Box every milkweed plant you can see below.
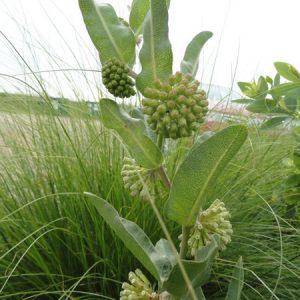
[79,0,247,299]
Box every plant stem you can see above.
[157,134,164,150]
[179,226,191,259]
[158,166,171,190]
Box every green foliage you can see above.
[136,0,173,93]
[85,193,172,281]
[162,235,220,297]
[100,98,163,169]
[165,125,248,226]
[180,31,213,78]
[225,257,244,300]
[78,0,136,65]
[274,62,300,82]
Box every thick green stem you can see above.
[179,226,191,259]
[158,166,171,190]
[157,134,164,150]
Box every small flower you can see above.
[142,72,208,139]
[121,157,161,201]
[120,269,159,300]
[182,199,233,258]
[102,58,136,98]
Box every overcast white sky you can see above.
[0,0,299,101]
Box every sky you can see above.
[0,0,299,101]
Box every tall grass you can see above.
[0,103,299,299]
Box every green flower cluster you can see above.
[120,269,158,300]
[102,58,136,98]
[183,200,232,258]
[121,157,159,201]
[142,72,208,139]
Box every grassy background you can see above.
[0,95,299,299]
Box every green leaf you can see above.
[78,0,135,65]
[136,0,173,93]
[180,31,213,78]
[269,82,300,97]
[237,82,253,95]
[155,239,177,269]
[165,125,248,226]
[84,193,173,281]
[292,126,300,142]
[231,98,254,104]
[100,99,163,169]
[274,62,300,82]
[283,88,300,112]
[293,146,300,170]
[255,76,268,100]
[246,99,277,113]
[260,117,288,130]
[162,235,220,297]
[129,0,171,37]
[225,257,244,300]
[183,287,206,300]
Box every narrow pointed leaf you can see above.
[225,257,244,300]
[165,125,247,226]
[85,193,173,281]
[162,235,220,297]
[269,82,300,97]
[232,98,254,104]
[100,99,163,169]
[180,31,213,77]
[136,0,173,93]
[79,0,135,65]
[274,62,300,82]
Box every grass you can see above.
[0,97,299,299]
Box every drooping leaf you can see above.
[260,117,288,130]
[79,0,135,66]
[225,257,244,300]
[274,62,300,82]
[162,235,220,297]
[180,31,213,78]
[100,99,163,169]
[154,239,177,269]
[165,125,248,226]
[246,99,277,113]
[84,193,173,281]
[136,0,173,93]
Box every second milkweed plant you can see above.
[79,0,247,299]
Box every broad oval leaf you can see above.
[225,257,244,300]
[246,99,277,113]
[180,31,213,78]
[79,0,136,66]
[100,99,163,169]
[162,235,220,297]
[274,62,300,82]
[136,0,173,93]
[84,193,173,281]
[165,125,247,226]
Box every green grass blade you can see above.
[225,257,244,300]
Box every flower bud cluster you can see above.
[183,200,232,258]
[102,58,136,98]
[142,72,208,139]
[121,157,159,201]
[120,269,158,300]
